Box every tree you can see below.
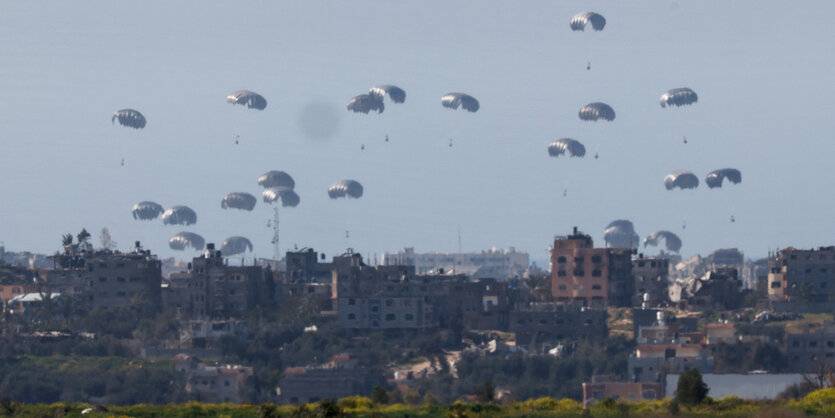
[371,385,388,405]
[475,380,495,403]
[61,233,73,246]
[77,228,91,244]
[675,369,709,406]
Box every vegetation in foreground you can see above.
[5,387,835,417]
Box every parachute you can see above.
[570,12,606,31]
[441,93,480,112]
[604,220,639,249]
[578,102,615,121]
[221,236,253,256]
[169,232,205,251]
[162,206,197,226]
[644,230,682,253]
[222,192,257,211]
[263,187,300,207]
[548,138,586,158]
[132,201,164,220]
[705,168,742,189]
[346,94,384,114]
[369,85,406,104]
[660,88,698,108]
[328,180,364,199]
[664,170,699,190]
[227,90,267,110]
[112,109,146,129]
[257,171,295,190]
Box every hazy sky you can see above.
[0,1,833,265]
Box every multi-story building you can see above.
[381,246,529,279]
[276,354,377,404]
[668,268,743,311]
[582,375,663,406]
[335,251,517,331]
[164,244,271,319]
[509,303,607,345]
[550,227,633,307]
[174,354,253,403]
[284,248,334,283]
[767,247,835,302]
[628,312,713,383]
[45,241,161,314]
[0,264,40,307]
[632,255,670,307]
[786,326,835,372]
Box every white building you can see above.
[381,247,529,280]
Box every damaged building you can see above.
[668,268,744,311]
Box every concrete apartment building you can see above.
[335,251,518,331]
[284,248,334,283]
[277,354,377,405]
[509,303,607,345]
[174,354,253,403]
[767,247,835,302]
[583,375,663,406]
[45,241,161,314]
[628,312,714,383]
[551,228,633,308]
[786,326,835,372]
[381,246,529,279]
[165,244,270,319]
[632,255,670,307]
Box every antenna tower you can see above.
[271,207,280,261]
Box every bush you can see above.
[675,369,709,406]
[337,396,373,411]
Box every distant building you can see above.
[284,248,334,283]
[509,303,607,345]
[174,354,253,404]
[628,312,714,382]
[583,375,663,406]
[550,227,633,307]
[45,241,161,315]
[632,255,670,307]
[668,267,744,311]
[180,319,247,347]
[786,326,835,372]
[276,354,378,404]
[767,247,835,302]
[381,246,529,280]
[6,292,63,314]
[335,251,517,331]
[164,243,271,319]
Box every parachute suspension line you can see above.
[271,207,280,262]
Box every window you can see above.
[557,271,567,277]
[116,262,125,268]
[117,277,125,283]
[771,281,782,288]
[385,314,396,321]
[810,341,818,347]
[347,313,356,320]
[592,270,602,277]
[385,299,393,307]
[371,305,379,313]
[405,314,414,321]
[558,284,567,290]
[592,284,602,290]
[573,257,584,263]
[348,298,356,306]
[637,261,645,267]
[557,256,567,263]
[573,270,585,276]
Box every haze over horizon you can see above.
[1,1,832,263]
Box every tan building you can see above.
[551,228,633,307]
[583,377,663,406]
[174,354,253,403]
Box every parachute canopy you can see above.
[369,85,406,104]
[570,11,606,31]
[660,88,698,108]
[664,170,699,190]
[604,220,639,249]
[169,232,205,251]
[162,206,197,226]
[347,94,384,114]
[263,187,300,207]
[705,168,742,189]
[441,93,479,112]
[222,236,253,256]
[222,192,257,211]
[644,230,682,253]
[258,171,295,189]
[328,180,364,199]
[579,102,615,121]
[548,138,586,158]
[227,90,267,110]
[112,109,146,129]
[132,201,164,220]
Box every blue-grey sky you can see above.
[1,1,832,264]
